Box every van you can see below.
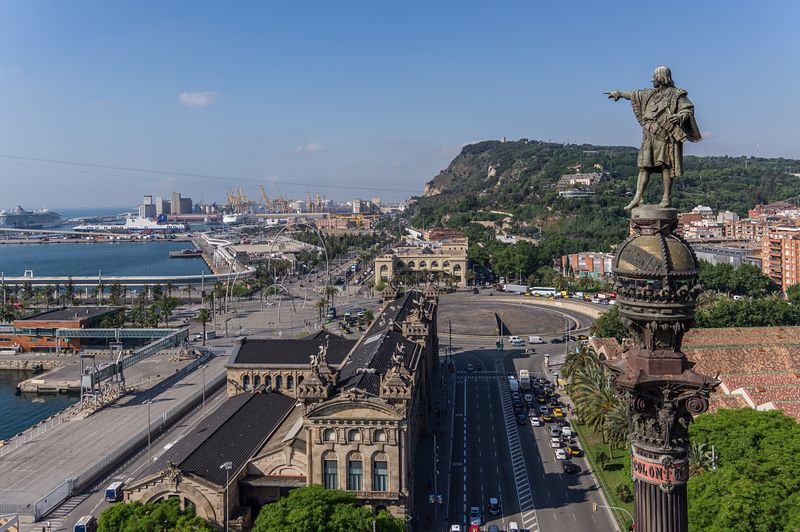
[74,515,97,532]
[105,481,124,502]
[528,336,545,344]
[508,522,519,531]
[508,335,522,343]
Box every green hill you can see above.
[408,139,800,280]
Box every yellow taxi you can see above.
[553,407,565,418]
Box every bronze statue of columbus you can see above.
[607,66,702,210]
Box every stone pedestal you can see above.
[605,205,719,532]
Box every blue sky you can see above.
[1,1,798,208]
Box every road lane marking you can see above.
[495,362,539,532]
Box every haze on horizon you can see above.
[1,0,798,209]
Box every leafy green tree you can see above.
[589,305,629,342]
[687,409,800,532]
[98,498,214,532]
[252,485,404,532]
[787,283,800,304]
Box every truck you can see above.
[503,284,528,294]
[508,377,520,393]
[518,369,531,390]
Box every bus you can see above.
[74,515,97,532]
[105,481,124,502]
[529,287,556,297]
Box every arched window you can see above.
[431,260,439,268]
[380,264,388,273]
[419,260,427,268]
[264,375,271,388]
[453,264,462,273]
[298,375,304,385]
[253,375,261,388]
[407,260,416,268]
[322,452,338,489]
[242,375,250,391]
[323,428,336,442]
[287,375,294,390]
[347,453,363,491]
[373,429,387,443]
[275,375,282,390]
[348,429,362,442]
[373,453,389,491]
[443,261,450,268]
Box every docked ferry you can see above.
[74,214,188,233]
[0,206,64,229]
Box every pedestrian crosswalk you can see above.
[496,362,539,532]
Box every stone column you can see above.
[605,206,719,532]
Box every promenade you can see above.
[0,350,228,520]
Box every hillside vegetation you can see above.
[410,139,800,259]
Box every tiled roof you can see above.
[590,326,800,421]
[708,393,750,412]
[588,337,623,360]
[229,333,356,366]
[142,391,296,487]
[335,291,427,395]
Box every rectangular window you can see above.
[323,460,338,490]
[373,461,388,491]
[347,460,362,491]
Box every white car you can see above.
[508,335,522,343]
[550,437,561,448]
[562,426,573,437]
[450,526,462,532]
[555,449,567,460]
[531,417,543,427]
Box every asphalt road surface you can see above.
[431,292,618,532]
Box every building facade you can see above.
[762,227,800,291]
[124,290,438,529]
[561,252,614,278]
[0,307,119,353]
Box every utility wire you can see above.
[0,153,421,194]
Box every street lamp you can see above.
[144,399,152,463]
[220,461,233,532]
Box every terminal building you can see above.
[0,306,119,353]
[123,289,439,529]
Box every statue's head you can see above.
[651,66,674,88]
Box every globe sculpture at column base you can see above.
[605,205,719,532]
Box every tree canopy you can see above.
[699,261,777,297]
[687,409,800,532]
[589,305,630,342]
[98,498,214,532]
[252,485,405,532]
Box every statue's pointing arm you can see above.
[606,90,633,102]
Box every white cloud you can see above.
[701,130,716,139]
[178,91,218,108]
[294,142,326,154]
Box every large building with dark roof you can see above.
[123,288,439,529]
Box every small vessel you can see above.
[169,248,203,258]
[0,206,64,229]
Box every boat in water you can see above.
[0,206,64,229]
[74,214,188,233]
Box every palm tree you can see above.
[164,282,176,298]
[688,441,714,477]
[561,344,599,380]
[195,308,211,346]
[316,297,328,321]
[324,285,338,309]
[603,395,629,457]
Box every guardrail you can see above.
[19,349,223,520]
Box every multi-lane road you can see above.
[424,293,618,532]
